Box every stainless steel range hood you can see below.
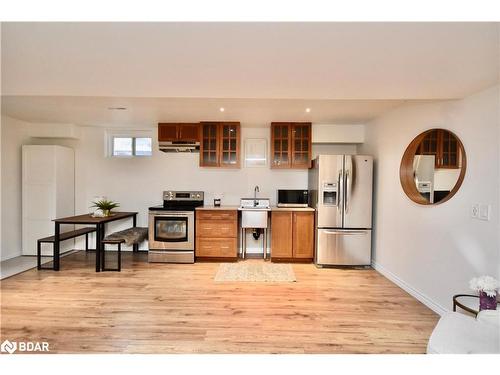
[159,141,200,153]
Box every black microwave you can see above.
[277,189,309,208]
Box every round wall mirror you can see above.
[400,129,466,205]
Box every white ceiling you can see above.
[1,22,498,127]
[2,22,498,99]
[1,96,407,127]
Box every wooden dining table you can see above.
[52,212,138,272]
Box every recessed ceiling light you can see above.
[108,107,127,111]
[219,107,225,112]
[305,108,311,113]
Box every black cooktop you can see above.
[149,201,204,211]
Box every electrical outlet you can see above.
[479,204,490,221]
[471,204,479,218]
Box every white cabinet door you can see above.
[22,145,75,256]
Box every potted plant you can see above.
[91,199,120,217]
[469,275,499,311]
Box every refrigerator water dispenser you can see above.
[322,182,338,206]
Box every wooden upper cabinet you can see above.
[440,130,460,168]
[271,122,311,169]
[291,123,312,168]
[220,123,240,167]
[416,129,460,169]
[178,124,200,142]
[271,123,290,169]
[158,123,200,142]
[200,123,219,167]
[158,123,179,141]
[200,122,240,168]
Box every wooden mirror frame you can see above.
[399,129,467,205]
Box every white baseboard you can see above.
[372,260,447,316]
[1,252,21,262]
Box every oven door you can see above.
[148,211,194,251]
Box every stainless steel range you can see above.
[148,191,204,263]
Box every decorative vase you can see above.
[103,209,111,217]
[479,291,497,311]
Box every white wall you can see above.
[312,124,364,143]
[0,115,2,259]
[360,86,500,314]
[0,24,3,260]
[0,118,358,258]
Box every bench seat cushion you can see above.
[104,227,148,246]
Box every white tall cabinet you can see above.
[22,145,75,256]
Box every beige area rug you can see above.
[214,262,296,282]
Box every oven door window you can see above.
[154,217,188,242]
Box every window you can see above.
[112,137,133,156]
[134,137,152,156]
[110,135,153,157]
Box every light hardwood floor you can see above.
[0,251,438,354]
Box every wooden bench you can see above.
[37,227,96,270]
[101,227,148,271]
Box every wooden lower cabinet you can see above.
[196,220,237,238]
[270,212,293,258]
[195,210,238,260]
[196,238,237,258]
[293,212,315,259]
[271,211,314,261]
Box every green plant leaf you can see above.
[90,199,120,211]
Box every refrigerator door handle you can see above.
[345,169,350,213]
[337,169,343,208]
[345,155,352,214]
[323,230,367,235]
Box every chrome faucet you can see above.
[254,185,260,207]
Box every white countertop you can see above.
[195,206,315,212]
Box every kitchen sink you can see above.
[239,198,270,228]
[239,198,270,209]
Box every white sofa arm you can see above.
[477,309,500,327]
[427,312,500,353]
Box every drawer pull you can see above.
[221,246,229,249]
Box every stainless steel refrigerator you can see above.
[308,155,373,266]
